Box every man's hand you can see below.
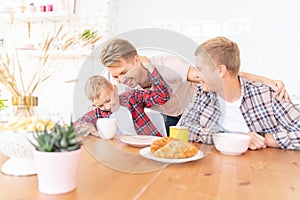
[139,56,155,73]
[238,72,290,102]
[187,66,202,83]
[264,79,290,101]
[246,132,267,150]
[264,133,279,148]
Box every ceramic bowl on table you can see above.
[212,133,251,155]
[0,131,36,176]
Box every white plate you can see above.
[139,147,204,164]
[120,135,161,147]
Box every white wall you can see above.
[117,0,300,98]
[0,0,119,118]
[2,0,300,118]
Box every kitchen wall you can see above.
[1,0,300,120]
[117,0,300,99]
[0,0,118,119]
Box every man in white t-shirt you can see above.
[178,36,300,150]
[100,39,289,135]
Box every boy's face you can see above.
[108,56,140,88]
[93,86,119,112]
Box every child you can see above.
[74,65,170,137]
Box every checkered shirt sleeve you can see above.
[74,107,112,130]
[119,68,170,136]
[241,79,300,150]
[177,84,220,144]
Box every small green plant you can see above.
[79,29,98,41]
[0,98,8,111]
[30,122,81,152]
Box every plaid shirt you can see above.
[74,68,170,136]
[178,77,300,150]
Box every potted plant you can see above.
[29,121,82,195]
[79,29,102,49]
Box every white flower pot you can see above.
[33,148,82,194]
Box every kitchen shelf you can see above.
[0,11,77,23]
[17,49,96,58]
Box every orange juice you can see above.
[169,126,189,142]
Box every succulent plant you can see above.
[29,121,81,152]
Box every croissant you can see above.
[150,137,198,159]
[150,137,174,152]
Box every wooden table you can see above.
[1,136,299,200]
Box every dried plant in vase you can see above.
[0,13,76,119]
[0,14,79,177]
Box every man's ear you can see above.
[217,65,227,77]
[133,55,141,66]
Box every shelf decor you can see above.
[0,13,75,176]
[0,15,74,101]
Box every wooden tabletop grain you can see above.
[1,135,299,200]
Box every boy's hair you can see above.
[100,38,137,67]
[194,36,240,75]
[85,75,113,102]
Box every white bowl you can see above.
[0,131,36,176]
[212,133,251,155]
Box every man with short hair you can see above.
[178,36,300,150]
[100,38,289,135]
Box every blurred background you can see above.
[0,0,299,118]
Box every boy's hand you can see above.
[111,85,120,112]
[76,124,98,137]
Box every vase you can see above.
[0,96,49,176]
[0,96,38,176]
[11,96,38,118]
[8,96,50,126]
[33,148,82,194]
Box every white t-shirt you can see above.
[217,95,250,133]
[110,106,167,137]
